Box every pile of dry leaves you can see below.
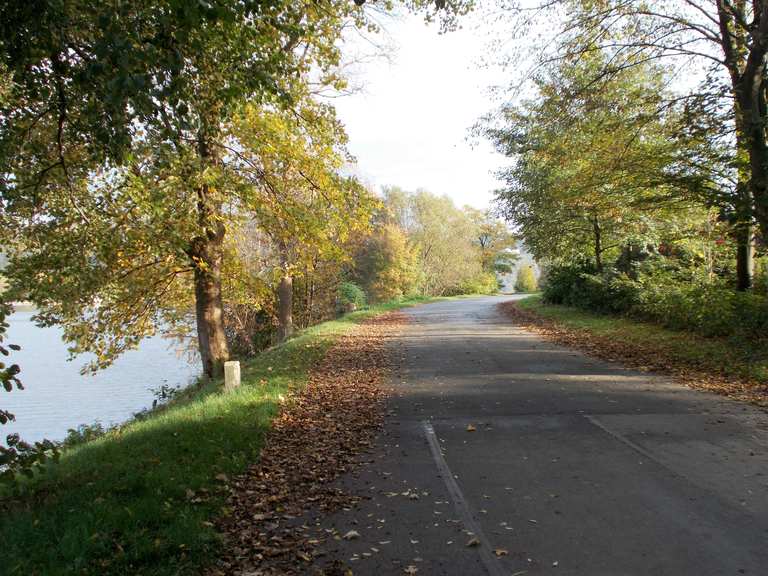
[209,312,406,576]
[498,300,768,408]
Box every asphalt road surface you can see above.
[322,295,768,575]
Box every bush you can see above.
[541,261,595,305]
[62,421,109,448]
[338,281,367,312]
[457,272,499,295]
[755,258,768,296]
[224,304,275,358]
[542,262,768,344]
[514,265,538,293]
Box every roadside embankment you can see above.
[500,295,768,408]
[0,300,416,576]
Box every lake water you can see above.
[2,308,200,443]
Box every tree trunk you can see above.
[734,220,755,291]
[717,1,768,240]
[738,88,768,243]
[592,216,603,272]
[277,274,293,343]
[193,250,229,378]
[190,127,230,378]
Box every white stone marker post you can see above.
[224,360,241,392]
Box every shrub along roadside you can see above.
[542,262,768,344]
[504,296,768,404]
[0,297,436,576]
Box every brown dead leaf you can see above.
[496,301,768,407]
[208,312,407,576]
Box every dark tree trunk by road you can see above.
[734,224,755,291]
[592,215,603,272]
[717,0,768,243]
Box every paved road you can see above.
[323,296,768,575]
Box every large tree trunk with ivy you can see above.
[192,245,229,378]
[734,224,755,291]
[733,180,754,291]
[592,215,603,272]
[731,110,755,291]
[737,68,768,242]
[733,81,764,284]
[717,1,768,247]
[189,131,230,378]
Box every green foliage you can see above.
[351,186,510,302]
[0,300,21,423]
[518,295,768,384]
[542,262,768,345]
[0,0,379,378]
[457,272,499,295]
[0,1,366,166]
[754,258,768,296]
[353,223,420,303]
[338,282,367,311]
[514,265,538,293]
[62,422,110,449]
[0,433,60,493]
[482,44,720,270]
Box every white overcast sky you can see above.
[334,11,508,210]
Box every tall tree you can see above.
[0,1,370,376]
[482,51,715,269]
[228,95,375,342]
[504,0,768,286]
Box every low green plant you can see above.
[337,281,367,312]
[541,261,768,345]
[61,422,110,448]
[754,258,768,296]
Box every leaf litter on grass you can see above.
[209,312,406,576]
[498,301,768,407]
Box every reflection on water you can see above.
[2,308,200,443]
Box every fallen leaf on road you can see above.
[466,537,481,547]
[343,530,360,540]
[404,566,419,574]
[466,424,476,432]
[494,549,509,557]
[212,313,407,575]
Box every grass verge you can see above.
[0,297,435,576]
[506,295,768,405]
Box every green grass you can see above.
[0,296,442,576]
[517,295,768,383]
